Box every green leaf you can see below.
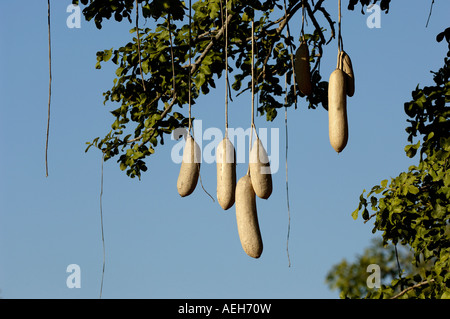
[408,185,420,195]
[351,207,359,220]
[115,66,124,77]
[103,49,113,62]
[425,131,435,142]
[111,119,120,130]
[362,208,369,220]
[441,291,450,299]
[405,140,421,158]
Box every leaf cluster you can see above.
[352,32,450,298]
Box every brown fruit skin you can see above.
[328,69,348,153]
[249,139,272,199]
[177,135,201,197]
[294,41,312,96]
[340,51,355,97]
[235,175,263,259]
[216,137,236,210]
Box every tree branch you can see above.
[364,212,377,224]
[126,92,178,144]
[188,12,235,75]
[390,279,435,299]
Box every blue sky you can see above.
[0,1,449,299]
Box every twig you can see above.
[168,14,176,94]
[390,279,435,299]
[425,0,435,28]
[315,6,335,45]
[363,212,377,224]
[135,0,146,91]
[256,2,302,84]
[198,167,215,203]
[45,0,52,177]
[304,1,327,46]
[187,12,235,75]
[394,244,403,290]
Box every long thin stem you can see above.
[337,0,343,51]
[99,152,106,298]
[188,0,193,134]
[251,21,255,130]
[301,0,305,39]
[224,0,229,135]
[168,14,176,94]
[425,0,435,28]
[247,20,256,176]
[283,0,293,268]
[285,92,291,268]
[283,0,297,108]
[136,0,146,91]
[45,0,52,177]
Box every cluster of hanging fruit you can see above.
[294,38,355,154]
[175,15,274,260]
[175,1,355,259]
[176,132,272,259]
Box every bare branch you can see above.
[390,279,435,299]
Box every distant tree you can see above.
[326,239,414,299]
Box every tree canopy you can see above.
[74,0,390,178]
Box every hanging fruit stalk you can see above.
[235,174,263,258]
[249,138,272,199]
[328,62,348,153]
[177,135,201,197]
[293,41,312,96]
[216,0,236,210]
[216,137,236,210]
[339,50,355,97]
[328,0,352,153]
